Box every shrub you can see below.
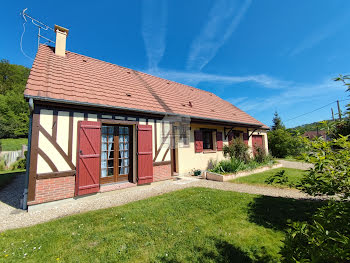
[0,159,5,171]
[254,145,268,163]
[281,135,350,262]
[223,137,250,162]
[281,201,350,263]
[210,158,246,174]
[265,170,290,186]
[268,129,306,158]
[10,158,26,170]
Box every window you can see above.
[179,124,190,146]
[203,130,213,150]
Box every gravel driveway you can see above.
[1,165,321,232]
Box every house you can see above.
[22,25,269,208]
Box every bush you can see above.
[210,158,246,174]
[0,159,5,171]
[268,129,306,158]
[223,137,250,162]
[281,201,350,263]
[281,135,350,262]
[10,158,26,170]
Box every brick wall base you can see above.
[28,176,75,206]
[153,164,172,182]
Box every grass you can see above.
[0,188,323,262]
[0,138,28,151]
[0,169,25,189]
[231,168,307,188]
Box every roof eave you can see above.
[24,95,267,129]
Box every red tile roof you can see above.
[25,45,268,128]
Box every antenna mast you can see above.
[21,8,55,50]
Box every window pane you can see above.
[102,143,107,151]
[101,152,107,160]
[108,135,114,143]
[102,134,107,143]
[119,143,124,150]
[124,143,129,150]
[124,159,129,166]
[125,135,129,143]
[108,159,114,167]
[101,160,107,169]
[120,151,124,158]
[119,167,125,175]
[102,126,107,134]
[101,169,107,178]
[124,151,129,158]
[124,167,129,174]
[108,127,114,133]
[124,127,129,134]
[119,136,123,143]
[108,168,114,176]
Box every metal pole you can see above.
[337,100,342,120]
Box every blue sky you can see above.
[1,0,349,128]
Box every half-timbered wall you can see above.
[28,106,173,205]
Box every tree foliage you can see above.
[271,111,285,131]
[0,59,30,138]
[281,135,350,262]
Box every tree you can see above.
[0,59,30,138]
[271,111,285,131]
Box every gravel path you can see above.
[0,171,321,232]
[278,159,313,170]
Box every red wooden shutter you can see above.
[252,135,264,156]
[243,133,249,145]
[76,121,101,196]
[194,130,203,153]
[137,125,153,185]
[216,131,223,151]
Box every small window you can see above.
[203,130,213,150]
[179,125,190,146]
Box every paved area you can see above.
[278,159,313,170]
[0,167,321,232]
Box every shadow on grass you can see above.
[158,238,274,263]
[248,195,325,232]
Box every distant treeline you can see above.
[0,59,30,139]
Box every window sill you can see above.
[203,150,216,154]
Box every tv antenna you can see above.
[20,8,55,60]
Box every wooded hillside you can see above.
[0,59,30,139]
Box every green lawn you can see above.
[0,138,28,151]
[0,169,25,189]
[231,168,307,188]
[0,188,322,262]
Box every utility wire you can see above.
[284,99,350,123]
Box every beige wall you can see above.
[176,124,269,175]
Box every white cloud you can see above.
[187,0,252,71]
[234,79,345,113]
[147,68,289,89]
[142,0,167,70]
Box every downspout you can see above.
[21,98,34,210]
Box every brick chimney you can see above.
[54,25,69,57]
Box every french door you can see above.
[100,125,132,184]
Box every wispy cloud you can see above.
[290,12,348,56]
[233,79,344,114]
[147,68,290,89]
[187,0,252,71]
[142,0,167,71]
